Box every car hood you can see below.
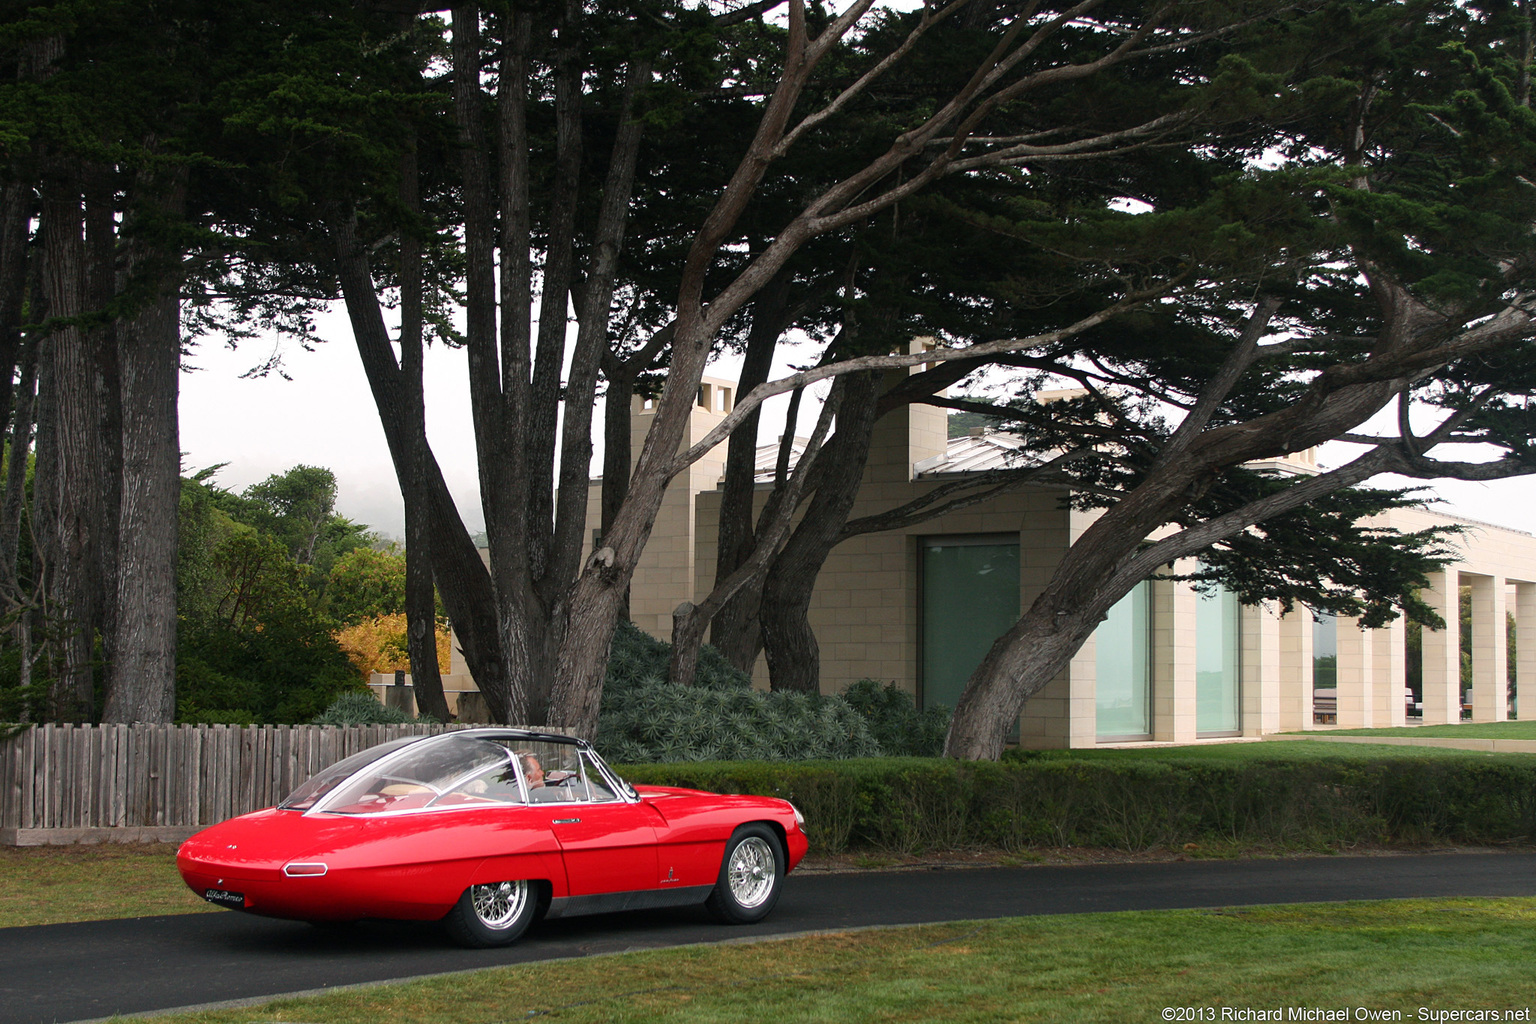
[633,784,792,818]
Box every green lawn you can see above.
[130,898,1536,1024]
[0,843,214,927]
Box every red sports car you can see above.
[177,728,807,947]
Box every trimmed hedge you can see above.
[618,755,1536,856]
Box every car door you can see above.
[523,751,664,896]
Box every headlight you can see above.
[789,803,805,830]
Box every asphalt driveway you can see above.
[4,851,1534,1024]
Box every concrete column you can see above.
[1242,601,1280,736]
[1468,575,1509,722]
[1066,640,1097,748]
[1372,618,1407,728]
[1420,570,1461,725]
[1335,616,1374,728]
[1277,607,1314,731]
[1517,583,1536,722]
[1152,573,1197,742]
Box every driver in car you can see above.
[518,753,545,789]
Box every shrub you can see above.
[597,674,881,763]
[605,619,751,694]
[313,690,419,725]
[839,679,950,756]
[616,753,1536,856]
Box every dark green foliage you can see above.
[1177,477,1461,629]
[598,679,881,764]
[840,679,950,757]
[598,622,879,761]
[212,465,373,586]
[323,546,409,624]
[0,644,46,723]
[605,619,752,693]
[313,690,418,726]
[619,753,1536,856]
[177,617,362,725]
[175,467,363,725]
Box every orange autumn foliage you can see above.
[334,613,451,679]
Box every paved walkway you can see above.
[1265,733,1536,754]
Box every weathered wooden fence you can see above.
[0,723,464,845]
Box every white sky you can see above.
[177,311,827,541]
[178,310,1536,544]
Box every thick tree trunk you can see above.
[105,252,180,723]
[453,5,557,725]
[709,272,791,673]
[943,603,1102,760]
[759,370,880,693]
[600,372,634,623]
[525,0,584,585]
[40,175,102,722]
[548,316,718,737]
[397,142,452,725]
[404,525,451,722]
[30,339,56,702]
[86,171,121,686]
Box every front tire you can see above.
[443,879,537,948]
[705,824,784,924]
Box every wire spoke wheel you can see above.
[446,878,538,946]
[707,825,784,924]
[470,880,530,929]
[726,836,776,908]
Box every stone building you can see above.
[390,368,1536,745]
[576,372,1536,747]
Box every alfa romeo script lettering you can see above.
[203,888,245,908]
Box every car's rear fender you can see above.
[466,851,569,899]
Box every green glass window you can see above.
[1312,611,1337,689]
[919,537,1020,712]
[1096,582,1151,739]
[1196,585,1241,735]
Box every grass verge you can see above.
[0,843,213,927]
[129,898,1536,1024]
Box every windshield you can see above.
[279,736,425,811]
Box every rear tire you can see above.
[443,879,538,948]
[704,824,784,924]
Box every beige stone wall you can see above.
[578,376,735,639]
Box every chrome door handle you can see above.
[552,818,581,824]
